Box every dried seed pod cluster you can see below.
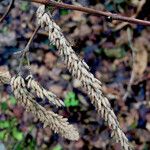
[36,5,133,150]
[10,75,79,141]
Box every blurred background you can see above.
[0,0,150,149]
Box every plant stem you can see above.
[29,0,150,26]
[18,26,40,73]
[0,0,15,23]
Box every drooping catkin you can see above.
[26,75,64,107]
[10,76,79,141]
[36,5,132,150]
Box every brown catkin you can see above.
[36,5,133,150]
[10,76,79,141]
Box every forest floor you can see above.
[0,0,150,150]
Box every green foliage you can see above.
[103,47,126,59]
[53,144,62,150]
[1,102,8,111]
[64,92,79,107]
[12,128,23,141]
[19,2,29,12]
[129,121,137,130]
[28,138,36,150]
[0,121,10,129]
[0,117,36,149]
[9,96,17,105]
[0,130,7,140]
[0,118,22,141]
[0,96,36,150]
[0,26,8,33]
[60,9,69,16]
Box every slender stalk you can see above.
[18,26,40,73]
[30,0,150,26]
[0,0,15,23]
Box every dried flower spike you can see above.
[36,5,133,150]
[26,75,64,107]
[11,75,79,140]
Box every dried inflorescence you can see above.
[26,75,64,107]
[10,75,79,140]
[0,4,134,149]
[36,5,133,150]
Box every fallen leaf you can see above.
[133,37,148,77]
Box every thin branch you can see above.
[24,25,40,52]
[29,0,150,26]
[18,26,40,73]
[0,0,15,23]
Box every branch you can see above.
[0,0,15,23]
[30,0,150,26]
[17,25,39,73]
